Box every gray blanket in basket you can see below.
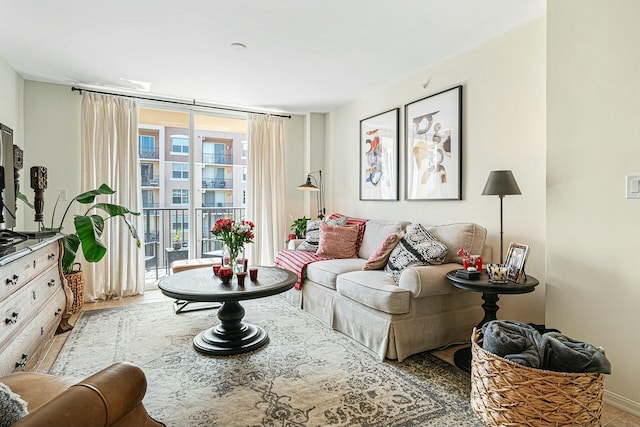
[481,320,611,374]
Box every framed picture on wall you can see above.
[505,242,529,283]
[405,85,462,200]
[359,108,399,200]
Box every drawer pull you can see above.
[5,275,18,286]
[5,312,18,324]
[54,308,62,317]
[15,354,28,368]
[48,279,56,287]
[48,253,56,261]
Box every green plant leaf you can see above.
[123,217,141,248]
[74,214,107,263]
[91,202,140,217]
[75,183,116,204]
[61,234,81,274]
[16,192,35,210]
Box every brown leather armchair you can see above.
[1,362,164,427]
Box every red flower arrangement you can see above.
[211,219,255,249]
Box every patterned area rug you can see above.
[50,297,483,427]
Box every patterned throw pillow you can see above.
[384,224,448,282]
[0,382,28,427]
[316,223,359,258]
[362,232,404,270]
[297,216,347,252]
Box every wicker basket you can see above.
[470,328,604,427]
[64,263,85,314]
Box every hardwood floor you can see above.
[36,290,640,426]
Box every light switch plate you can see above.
[626,176,640,199]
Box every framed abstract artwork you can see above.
[359,108,399,200]
[405,85,462,200]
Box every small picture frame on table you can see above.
[505,243,529,283]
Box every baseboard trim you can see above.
[604,390,640,417]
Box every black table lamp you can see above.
[481,170,521,264]
[297,170,324,219]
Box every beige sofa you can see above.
[284,220,490,362]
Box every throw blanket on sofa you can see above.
[481,320,611,374]
[275,250,326,290]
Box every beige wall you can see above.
[326,18,546,323]
[0,57,24,145]
[22,81,81,232]
[547,0,640,413]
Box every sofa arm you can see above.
[287,239,306,250]
[398,263,461,298]
[13,362,164,427]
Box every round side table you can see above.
[446,269,539,372]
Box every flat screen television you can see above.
[0,124,16,229]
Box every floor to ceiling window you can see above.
[138,107,247,283]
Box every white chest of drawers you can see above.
[0,236,73,375]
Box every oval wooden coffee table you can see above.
[158,266,297,356]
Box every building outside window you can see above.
[139,135,155,158]
[172,189,189,205]
[171,135,189,154]
[172,214,189,233]
[242,141,248,159]
[242,166,247,182]
[172,163,188,180]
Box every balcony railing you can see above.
[142,206,245,280]
[202,179,233,189]
[139,148,160,159]
[141,175,160,187]
[202,153,233,165]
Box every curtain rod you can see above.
[70,87,292,119]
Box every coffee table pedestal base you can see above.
[192,300,269,355]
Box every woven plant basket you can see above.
[64,263,85,314]
[470,328,604,427]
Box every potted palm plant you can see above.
[33,184,140,313]
[45,183,141,274]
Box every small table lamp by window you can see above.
[481,170,521,264]
[297,170,324,219]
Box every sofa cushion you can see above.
[427,223,487,263]
[306,258,366,289]
[328,214,368,253]
[358,220,409,259]
[363,232,403,270]
[297,216,347,252]
[385,224,448,282]
[0,382,28,427]
[336,271,411,314]
[316,223,359,258]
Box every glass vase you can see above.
[226,244,244,274]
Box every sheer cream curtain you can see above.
[81,92,144,300]
[246,114,286,265]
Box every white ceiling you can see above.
[0,0,545,114]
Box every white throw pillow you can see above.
[384,224,448,282]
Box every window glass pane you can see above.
[139,135,155,152]
[171,136,189,153]
[172,189,188,204]
[172,163,188,179]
